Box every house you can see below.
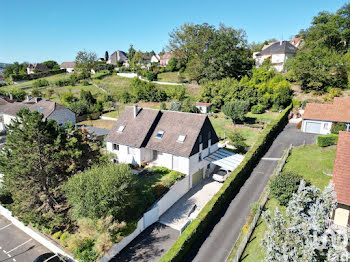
[106,105,224,187]
[60,62,76,73]
[290,37,303,48]
[151,54,161,63]
[301,97,350,134]
[332,131,350,230]
[27,63,49,74]
[160,53,172,67]
[253,40,297,72]
[107,50,128,66]
[0,98,76,127]
[196,102,212,114]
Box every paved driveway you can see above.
[159,178,222,231]
[184,123,318,262]
[0,215,50,262]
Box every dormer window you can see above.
[156,130,164,138]
[177,135,186,143]
[118,125,125,132]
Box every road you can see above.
[185,123,318,262]
[0,215,50,262]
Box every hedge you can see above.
[159,104,292,262]
[10,69,66,81]
[317,134,338,147]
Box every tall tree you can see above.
[262,181,349,262]
[43,60,59,70]
[128,44,136,60]
[222,100,249,125]
[75,50,97,77]
[105,51,109,61]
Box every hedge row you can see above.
[317,134,338,147]
[10,69,66,81]
[159,104,292,262]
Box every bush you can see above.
[251,104,265,114]
[33,79,49,88]
[60,232,70,247]
[331,123,346,134]
[52,231,62,239]
[74,238,98,262]
[145,71,158,81]
[82,80,90,86]
[160,102,167,110]
[69,100,90,116]
[0,188,13,205]
[317,134,338,147]
[159,104,292,262]
[152,184,167,198]
[270,172,302,206]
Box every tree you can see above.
[270,172,303,206]
[180,98,199,113]
[262,181,349,262]
[127,44,136,61]
[43,60,59,70]
[75,50,97,76]
[222,100,249,124]
[105,51,109,62]
[228,131,248,154]
[65,163,138,221]
[0,109,104,230]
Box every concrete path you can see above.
[159,179,222,231]
[184,123,318,262]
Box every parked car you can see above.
[33,253,69,262]
[212,169,229,182]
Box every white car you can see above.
[212,169,230,182]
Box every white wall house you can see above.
[106,106,221,187]
[151,55,161,63]
[302,97,350,134]
[60,62,76,73]
[253,41,297,72]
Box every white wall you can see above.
[196,105,210,114]
[302,119,332,135]
[106,142,143,165]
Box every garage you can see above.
[192,169,203,187]
[305,121,321,134]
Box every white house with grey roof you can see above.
[253,40,298,72]
[106,105,224,187]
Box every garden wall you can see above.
[101,175,190,261]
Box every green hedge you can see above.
[317,134,338,147]
[10,69,65,81]
[159,104,292,262]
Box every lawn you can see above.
[48,83,104,103]
[77,119,116,130]
[283,144,336,190]
[98,75,133,96]
[246,112,280,124]
[157,72,189,83]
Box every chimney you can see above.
[133,105,138,118]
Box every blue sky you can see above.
[1,0,346,63]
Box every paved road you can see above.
[185,123,318,262]
[0,215,50,262]
[110,223,178,262]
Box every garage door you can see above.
[305,121,321,134]
[192,169,203,187]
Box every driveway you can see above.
[0,215,50,262]
[159,178,222,231]
[184,123,318,262]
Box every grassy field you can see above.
[157,72,189,83]
[2,73,68,90]
[77,119,116,130]
[283,144,335,190]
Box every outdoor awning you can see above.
[204,148,244,171]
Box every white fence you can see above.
[117,73,138,78]
[101,175,190,261]
[99,116,118,121]
[0,204,75,261]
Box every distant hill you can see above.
[0,63,12,69]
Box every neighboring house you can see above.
[332,131,350,230]
[27,63,49,74]
[0,98,76,127]
[253,40,297,72]
[60,62,76,73]
[151,54,161,63]
[107,50,128,65]
[160,53,172,66]
[290,37,303,48]
[196,102,212,114]
[106,105,223,187]
[301,97,350,134]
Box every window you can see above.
[199,134,202,143]
[113,143,119,151]
[156,130,164,138]
[199,152,202,162]
[177,135,186,143]
[118,125,125,132]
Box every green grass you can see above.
[283,144,336,190]
[77,119,116,130]
[246,112,280,124]
[98,75,134,96]
[157,72,189,83]
[2,73,68,90]
[102,110,121,118]
[48,83,104,103]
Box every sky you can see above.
[0,0,347,64]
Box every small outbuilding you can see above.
[196,102,212,114]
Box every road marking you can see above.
[261,157,281,161]
[0,223,12,231]
[3,250,6,254]
[7,253,11,257]
[5,239,32,254]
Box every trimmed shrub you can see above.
[152,184,167,198]
[317,134,338,147]
[251,104,265,114]
[331,123,346,134]
[270,172,302,206]
[33,79,49,88]
[145,71,158,81]
[159,104,292,262]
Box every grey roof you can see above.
[109,50,128,64]
[84,126,110,137]
[60,62,76,69]
[106,107,212,157]
[0,99,72,119]
[105,107,161,148]
[204,148,244,171]
[27,63,49,72]
[256,41,297,56]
